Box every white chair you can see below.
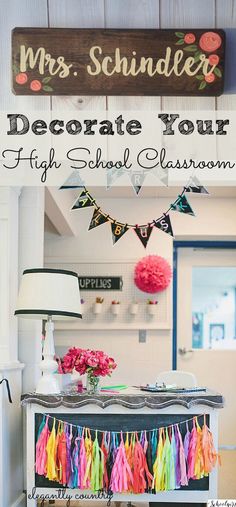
[156,370,197,388]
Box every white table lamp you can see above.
[15,268,82,394]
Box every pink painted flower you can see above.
[184,33,196,44]
[199,32,222,52]
[209,54,220,66]
[205,73,215,83]
[15,72,28,85]
[30,79,42,92]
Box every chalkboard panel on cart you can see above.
[34,413,209,492]
[12,28,225,96]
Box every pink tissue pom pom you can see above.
[134,255,172,294]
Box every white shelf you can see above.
[55,321,171,331]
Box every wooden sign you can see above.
[78,276,123,291]
[12,28,225,96]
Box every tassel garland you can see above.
[35,414,220,494]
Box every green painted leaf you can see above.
[196,75,204,80]
[43,85,53,92]
[199,81,207,90]
[175,39,184,45]
[214,67,222,78]
[12,64,19,73]
[175,31,185,38]
[42,76,52,83]
[194,51,203,62]
[184,45,198,52]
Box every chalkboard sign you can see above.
[78,276,123,291]
[12,28,225,96]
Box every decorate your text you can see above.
[6,113,230,136]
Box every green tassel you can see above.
[91,431,104,492]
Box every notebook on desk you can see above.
[139,385,207,393]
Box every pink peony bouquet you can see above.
[62,347,117,378]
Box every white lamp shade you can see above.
[15,268,82,320]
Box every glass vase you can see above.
[86,373,100,394]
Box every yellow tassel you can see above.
[152,428,165,492]
[46,419,57,481]
[83,428,93,487]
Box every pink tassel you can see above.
[57,424,67,485]
[184,421,190,460]
[187,418,198,480]
[101,431,110,490]
[110,433,133,493]
[78,429,87,489]
[35,416,50,475]
[176,424,188,486]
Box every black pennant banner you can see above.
[60,171,84,190]
[171,194,195,216]
[185,176,209,194]
[72,190,94,210]
[68,179,202,246]
[135,224,153,247]
[154,214,174,236]
[111,222,129,244]
[88,208,109,230]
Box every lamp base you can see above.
[36,373,60,395]
[36,318,61,395]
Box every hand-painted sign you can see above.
[78,276,123,291]
[12,28,225,96]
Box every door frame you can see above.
[172,240,236,369]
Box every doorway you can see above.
[173,241,236,498]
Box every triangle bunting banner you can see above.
[72,190,95,210]
[171,194,195,216]
[135,224,153,247]
[151,167,169,186]
[60,171,85,190]
[111,222,129,244]
[185,176,209,194]
[129,171,146,195]
[106,167,126,189]
[88,208,109,230]
[154,214,174,236]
